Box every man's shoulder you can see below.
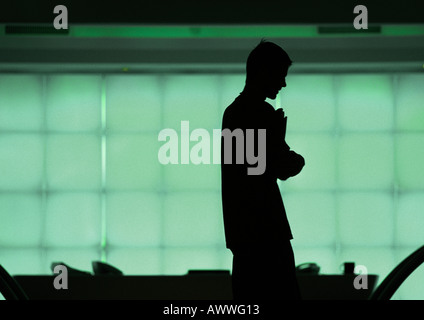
[222,97,242,124]
[224,96,242,112]
[224,96,275,114]
[223,97,276,124]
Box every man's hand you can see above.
[275,108,287,140]
[277,150,305,181]
[291,151,305,170]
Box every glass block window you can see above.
[0,72,423,300]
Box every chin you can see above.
[267,93,278,100]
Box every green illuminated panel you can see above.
[45,193,101,247]
[0,194,42,246]
[1,71,424,289]
[46,134,101,190]
[284,192,336,246]
[396,193,424,246]
[163,192,224,247]
[396,74,424,131]
[106,192,161,246]
[106,134,161,190]
[107,248,161,275]
[281,75,335,132]
[338,134,394,190]
[46,75,101,132]
[0,134,43,190]
[0,75,43,131]
[106,75,162,132]
[0,249,44,275]
[396,134,424,190]
[282,133,336,191]
[337,75,393,131]
[338,192,393,246]
[163,75,220,131]
[163,163,220,191]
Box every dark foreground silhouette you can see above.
[221,40,305,300]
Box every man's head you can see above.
[245,40,292,99]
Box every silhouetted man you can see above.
[221,40,305,300]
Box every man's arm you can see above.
[271,108,305,181]
[276,148,305,180]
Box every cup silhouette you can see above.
[343,262,355,274]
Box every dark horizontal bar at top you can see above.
[318,26,382,34]
[5,25,69,35]
[1,0,424,24]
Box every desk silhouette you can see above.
[14,272,377,300]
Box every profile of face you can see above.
[261,65,289,100]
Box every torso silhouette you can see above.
[221,91,304,251]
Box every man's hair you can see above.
[246,40,292,84]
